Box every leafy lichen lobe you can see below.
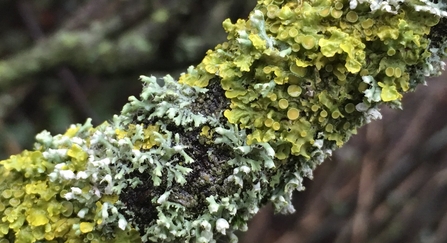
[180,0,442,160]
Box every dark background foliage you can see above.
[1,1,447,242]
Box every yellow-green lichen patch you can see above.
[290,64,307,77]
[177,0,440,161]
[116,124,163,150]
[378,82,402,101]
[7,3,434,241]
[0,122,142,243]
[80,222,95,233]
[64,125,81,138]
[200,125,213,139]
[0,150,80,241]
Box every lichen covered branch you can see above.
[1,0,447,242]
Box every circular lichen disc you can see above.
[332,110,341,119]
[319,8,330,17]
[344,103,355,113]
[395,67,402,78]
[331,9,343,19]
[385,67,395,77]
[272,122,281,130]
[301,35,316,50]
[287,108,300,120]
[278,99,289,109]
[346,11,358,23]
[264,118,274,127]
[287,85,302,97]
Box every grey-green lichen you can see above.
[1,0,447,242]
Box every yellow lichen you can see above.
[80,222,95,233]
[278,99,289,109]
[287,85,302,97]
[272,122,281,131]
[287,108,300,120]
[346,11,358,23]
[264,118,274,127]
[0,8,433,243]
[0,123,142,242]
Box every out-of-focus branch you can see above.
[17,0,100,123]
[0,0,244,91]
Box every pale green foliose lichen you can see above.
[1,0,447,242]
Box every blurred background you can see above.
[1,1,447,243]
